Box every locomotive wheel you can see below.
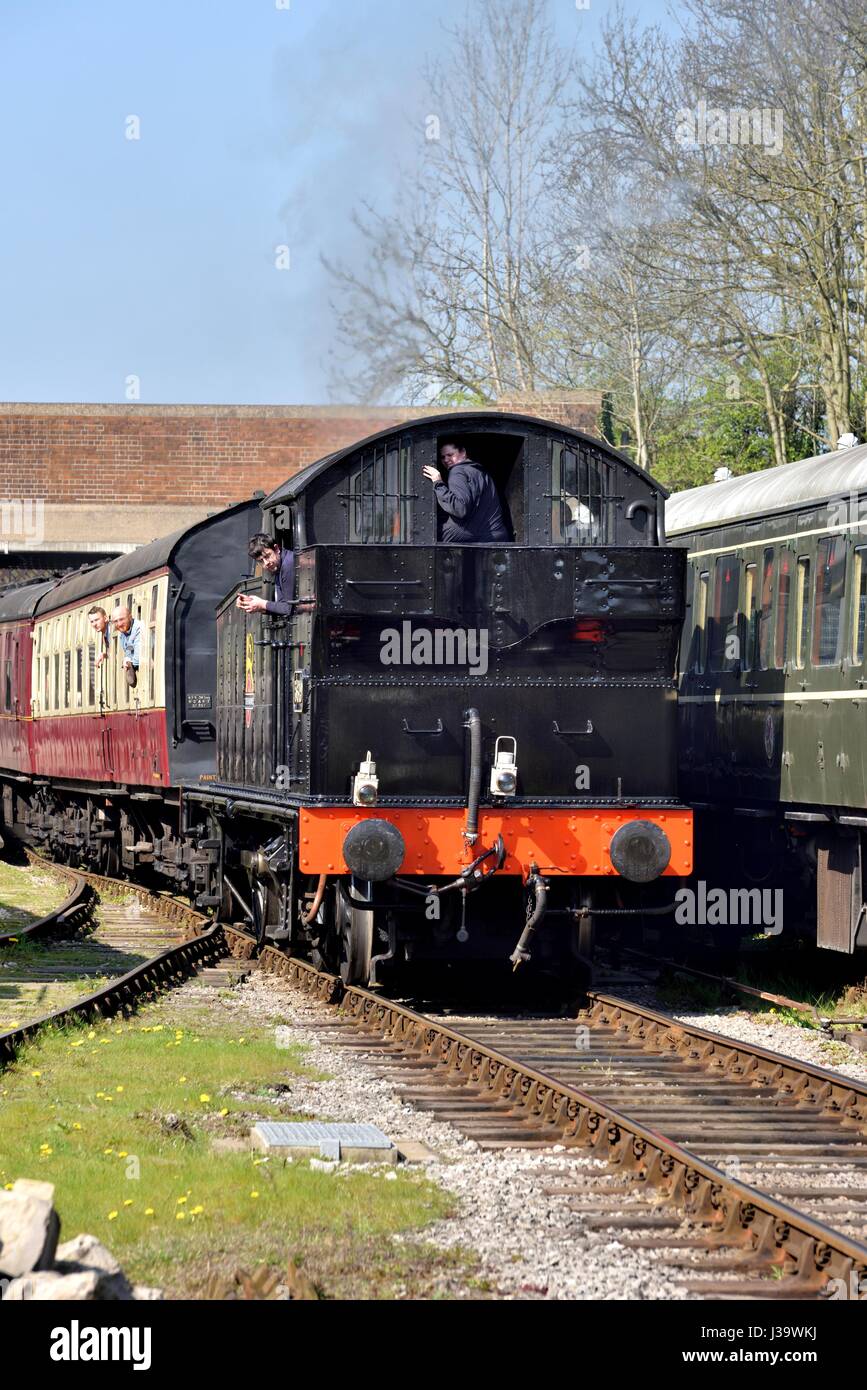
[335,883,374,986]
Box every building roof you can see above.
[665,442,867,536]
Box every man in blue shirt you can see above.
[111,605,141,688]
[237,533,294,617]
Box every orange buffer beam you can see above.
[298,807,693,878]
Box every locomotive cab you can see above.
[189,412,692,985]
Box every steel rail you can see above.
[257,946,867,1295]
[0,870,94,946]
[0,852,228,1067]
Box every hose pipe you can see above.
[509,870,548,970]
[463,707,482,847]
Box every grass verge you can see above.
[0,997,462,1299]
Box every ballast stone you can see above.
[0,1178,60,1279]
[251,1121,398,1164]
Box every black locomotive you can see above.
[185,412,692,983]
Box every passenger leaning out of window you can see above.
[423,440,509,543]
[111,605,141,688]
[88,606,111,669]
[236,533,294,617]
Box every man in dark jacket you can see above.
[423,441,509,543]
[236,533,294,617]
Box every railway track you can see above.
[257,949,867,1300]
[0,852,234,1065]
[3,851,866,1299]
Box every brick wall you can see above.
[0,395,601,558]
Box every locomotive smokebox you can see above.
[342,819,406,881]
[609,820,671,883]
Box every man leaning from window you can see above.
[111,605,141,689]
[236,533,294,617]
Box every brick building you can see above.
[0,394,600,579]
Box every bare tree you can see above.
[326,0,567,403]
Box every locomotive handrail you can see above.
[401,718,444,736]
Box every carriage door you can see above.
[99,621,115,779]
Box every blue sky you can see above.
[0,0,668,405]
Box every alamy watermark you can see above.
[0,498,44,547]
[675,100,784,157]
[380,621,489,676]
[674,880,783,935]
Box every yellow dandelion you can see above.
[219,1108,229,1117]
[249,1190,259,1199]
[88,1031,96,1039]
[31,1070,41,1078]
[123,1200,133,1208]
[69,1040,84,1049]
[107,1210,118,1221]
[4,1182,13,1191]
[175,1211,186,1221]
[144,1207,155,1216]
[176,1195,187,1205]
[99,1039,110,1046]
[199,1093,211,1103]
[118,1150,128,1159]
[178,1075,187,1083]
[103,1148,114,1156]
[190,1204,204,1215]
[115,1085,124,1093]
[72,1123,82,1131]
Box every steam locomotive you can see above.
[0,412,692,984]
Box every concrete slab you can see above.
[250,1121,398,1164]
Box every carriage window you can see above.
[76,647,83,707]
[775,550,792,668]
[813,536,846,665]
[758,548,775,670]
[53,653,59,711]
[4,660,11,711]
[551,442,604,544]
[710,554,739,671]
[88,643,97,705]
[348,440,413,543]
[148,584,158,704]
[853,548,867,664]
[795,556,811,668]
[63,650,71,708]
[693,570,709,672]
[742,563,757,670]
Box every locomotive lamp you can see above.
[352,751,379,807]
[490,736,518,797]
